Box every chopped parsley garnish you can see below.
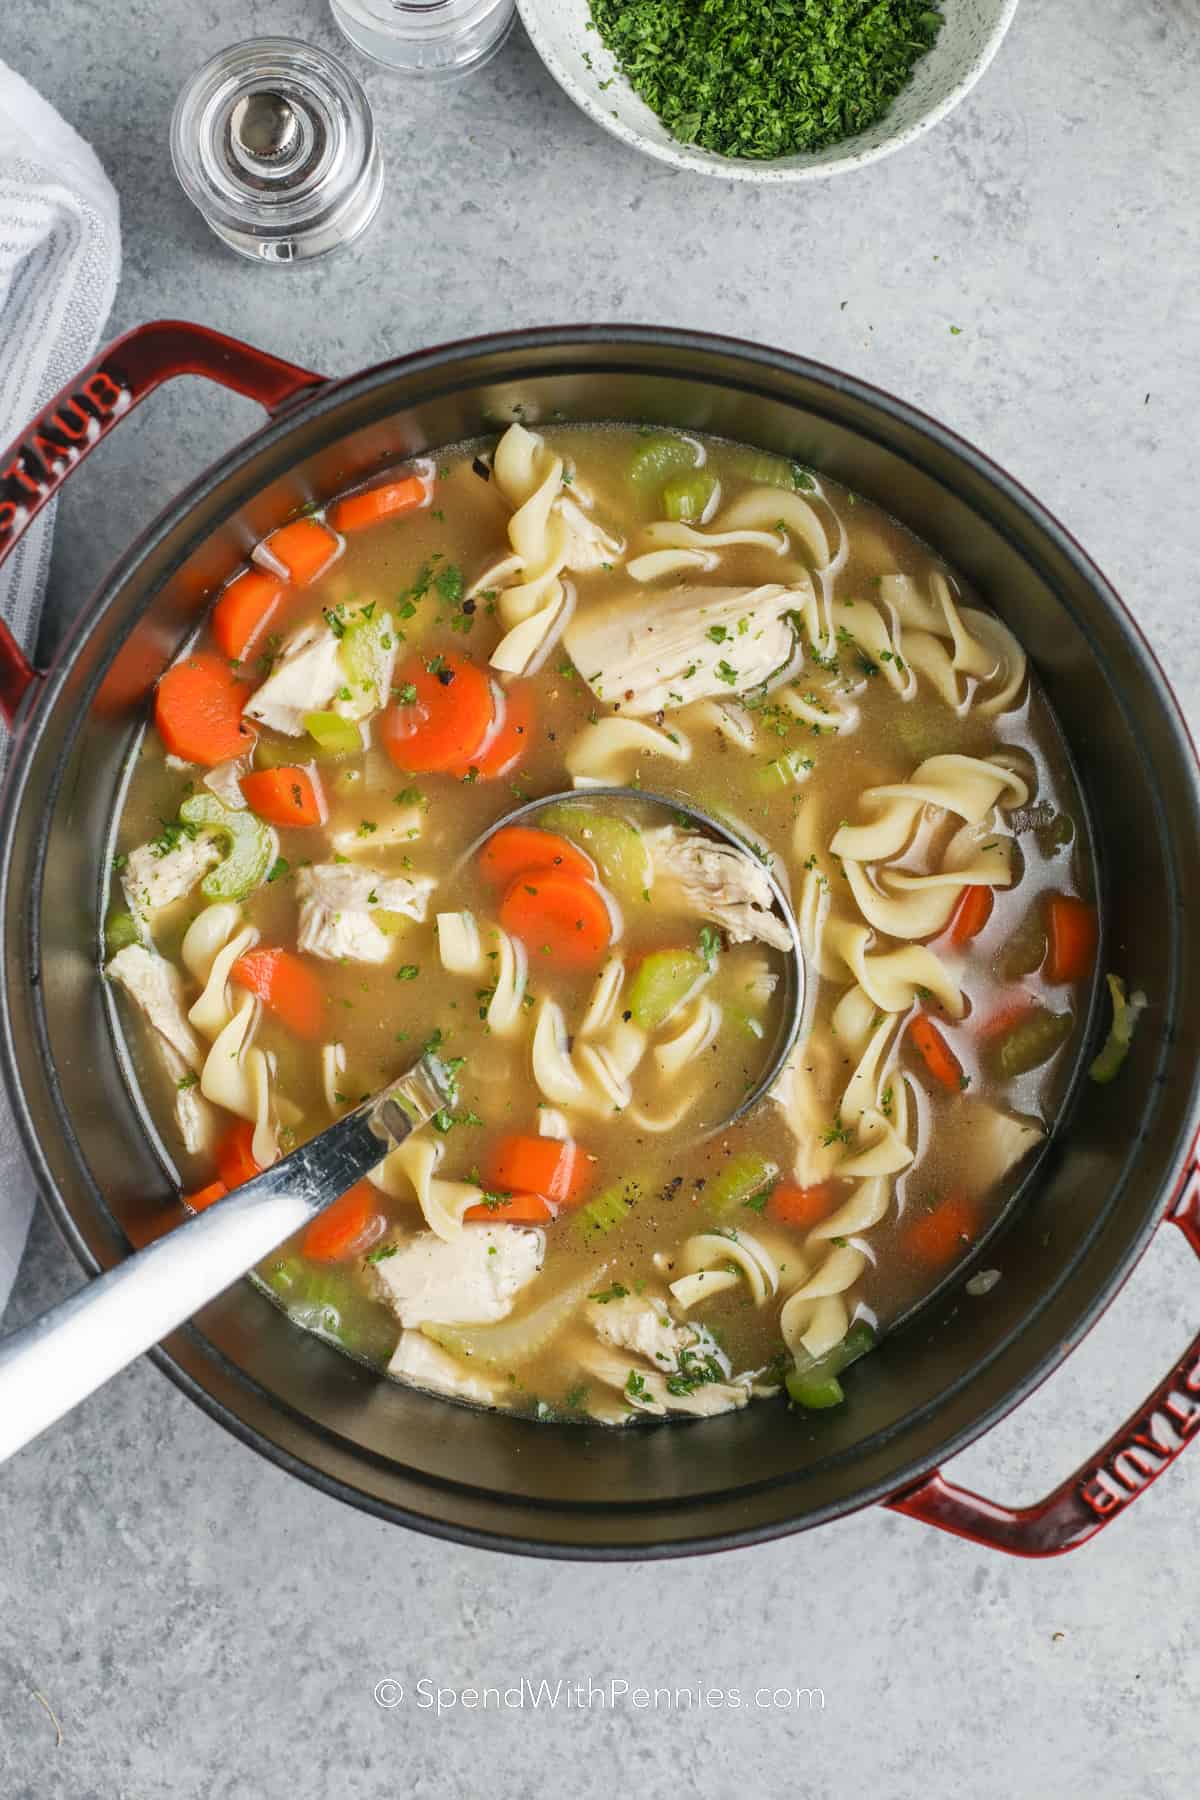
[589,1282,630,1304]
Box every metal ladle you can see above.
[0,796,805,1462]
[464,786,806,1125]
[0,1055,451,1464]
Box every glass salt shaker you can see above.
[171,39,384,264]
[328,0,515,79]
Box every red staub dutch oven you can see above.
[0,322,1197,1559]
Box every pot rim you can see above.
[4,321,1198,1558]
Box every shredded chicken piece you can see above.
[388,1332,500,1405]
[557,495,623,571]
[562,581,801,716]
[106,945,204,1071]
[295,863,434,964]
[646,826,791,951]
[243,624,344,737]
[123,835,219,914]
[369,1227,543,1326]
[585,1291,694,1371]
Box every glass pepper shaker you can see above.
[328,0,515,79]
[171,38,384,265]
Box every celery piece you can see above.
[260,1256,397,1366]
[756,749,815,791]
[537,803,652,903]
[707,1150,779,1216]
[661,471,717,523]
[627,947,707,1030]
[423,1267,602,1368]
[179,794,275,903]
[104,909,140,956]
[629,433,699,489]
[373,909,411,937]
[1089,974,1146,1085]
[337,608,394,719]
[304,710,363,754]
[737,452,816,492]
[786,1321,876,1410]
[991,1006,1074,1079]
[575,1181,641,1244]
[785,1372,844,1409]
[999,904,1049,980]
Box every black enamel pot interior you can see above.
[2,325,1198,1557]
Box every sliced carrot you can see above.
[380,652,496,773]
[947,884,994,946]
[479,824,594,887]
[978,992,1037,1040]
[463,1192,556,1224]
[450,681,535,780]
[239,764,327,827]
[211,568,284,662]
[215,1120,261,1190]
[303,1182,379,1262]
[486,1135,592,1207]
[768,1181,838,1229]
[154,652,256,767]
[232,947,326,1039]
[499,869,612,968]
[906,1193,975,1266]
[1045,893,1098,984]
[182,1179,227,1213]
[329,476,427,534]
[258,516,340,585]
[908,1012,965,1092]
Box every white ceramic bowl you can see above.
[517,0,1019,182]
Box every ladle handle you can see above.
[0,1063,444,1464]
[0,1172,319,1463]
[0,319,327,722]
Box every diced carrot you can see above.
[239,764,327,827]
[947,884,994,946]
[908,1012,965,1092]
[768,1181,837,1229]
[499,869,612,968]
[182,1180,227,1213]
[328,476,427,534]
[303,1182,379,1262]
[1045,893,1098,984]
[486,1135,592,1207]
[154,652,256,767]
[479,824,594,887]
[906,1193,975,1266]
[258,515,341,586]
[978,992,1037,1040]
[211,568,284,662]
[450,681,535,780]
[380,652,496,773]
[215,1120,261,1190]
[463,1192,556,1224]
[231,947,326,1039]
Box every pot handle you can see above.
[0,318,327,723]
[886,1156,1200,1556]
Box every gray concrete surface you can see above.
[1,1,1198,1795]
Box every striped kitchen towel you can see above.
[0,59,120,1315]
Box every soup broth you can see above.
[106,423,1099,1423]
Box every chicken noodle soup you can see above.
[106,422,1099,1421]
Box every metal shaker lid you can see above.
[170,38,384,265]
